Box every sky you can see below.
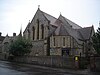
[0,0,100,36]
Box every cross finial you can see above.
[60,12,62,16]
[60,12,61,15]
[38,5,40,9]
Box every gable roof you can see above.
[53,18,83,44]
[41,11,57,26]
[23,8,94,45]
[77,26,93,40]
[58,15,82,29]
[54,19,69,36]
[23,8,57,34]
[54,24,69,36]
[64,26,83,44]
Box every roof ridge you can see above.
[61,15,82,28]
[82,26,92,29]
[59,15,70,26]
[41,11,57,19]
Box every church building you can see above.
[23,7,95,57]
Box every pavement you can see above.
[21,63,100,75]
[15,62,90,75]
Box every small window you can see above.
[37,19,39,39]
[63,37,65,46]
[41,24,44,39]
[47,26,49,30]
[32,26,35,40]
[54,37,55,46]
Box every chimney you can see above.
[0,32,2,36]
[13,33,16,36]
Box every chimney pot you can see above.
[13,33,16,36]
[0,32,2,36]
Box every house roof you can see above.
[23,8,94,45]
[41,11,58,26]
[64,25,83,44]
[54,24,69,36]
[77,26,93,40]
[54,16,94,44]
[54,19,69,36]
[23,8,58,33]
[58,15,82,29]
[2,34,18,44]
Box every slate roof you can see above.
[23,8,57,33]
[58,15,82,29]
[77,27,93,40]
[64,17,82,29]
[54,24,69,36]
[23,8,94,45]
[41,11,58,26]
[63,25,83,44]
[54,19,69,36]
[53,15,93,44]
[2,34,18,44]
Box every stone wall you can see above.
[11,56,75,69]
[93,56,100,71]
[30,40,45,56]
[0,53,9,60]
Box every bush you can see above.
[9,37,32,56]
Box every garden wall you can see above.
[11,56,75,69]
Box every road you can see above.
[0,60,100,75]
[0,60,78,75]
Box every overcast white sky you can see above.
[0,0,100,36]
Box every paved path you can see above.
[0,60,100,75]
[0,60,76,75]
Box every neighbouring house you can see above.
[0,32,18,59]
[0,32,5,53]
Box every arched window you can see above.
[37,19,39,39]
[32,26,35,40]
[41,24,44,39]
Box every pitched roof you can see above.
[54,19,69,36]
[41,11,57,26]
[53,19,83,44]
[58,15,82,29]
[2,34,18,44]
[77,26,93,40]
[64,26,83,44]
[23,8,94,45]
[54,25,69,36]
[23,8,57,34]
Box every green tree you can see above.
[9,37,32,56]
[92,27,100,55]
